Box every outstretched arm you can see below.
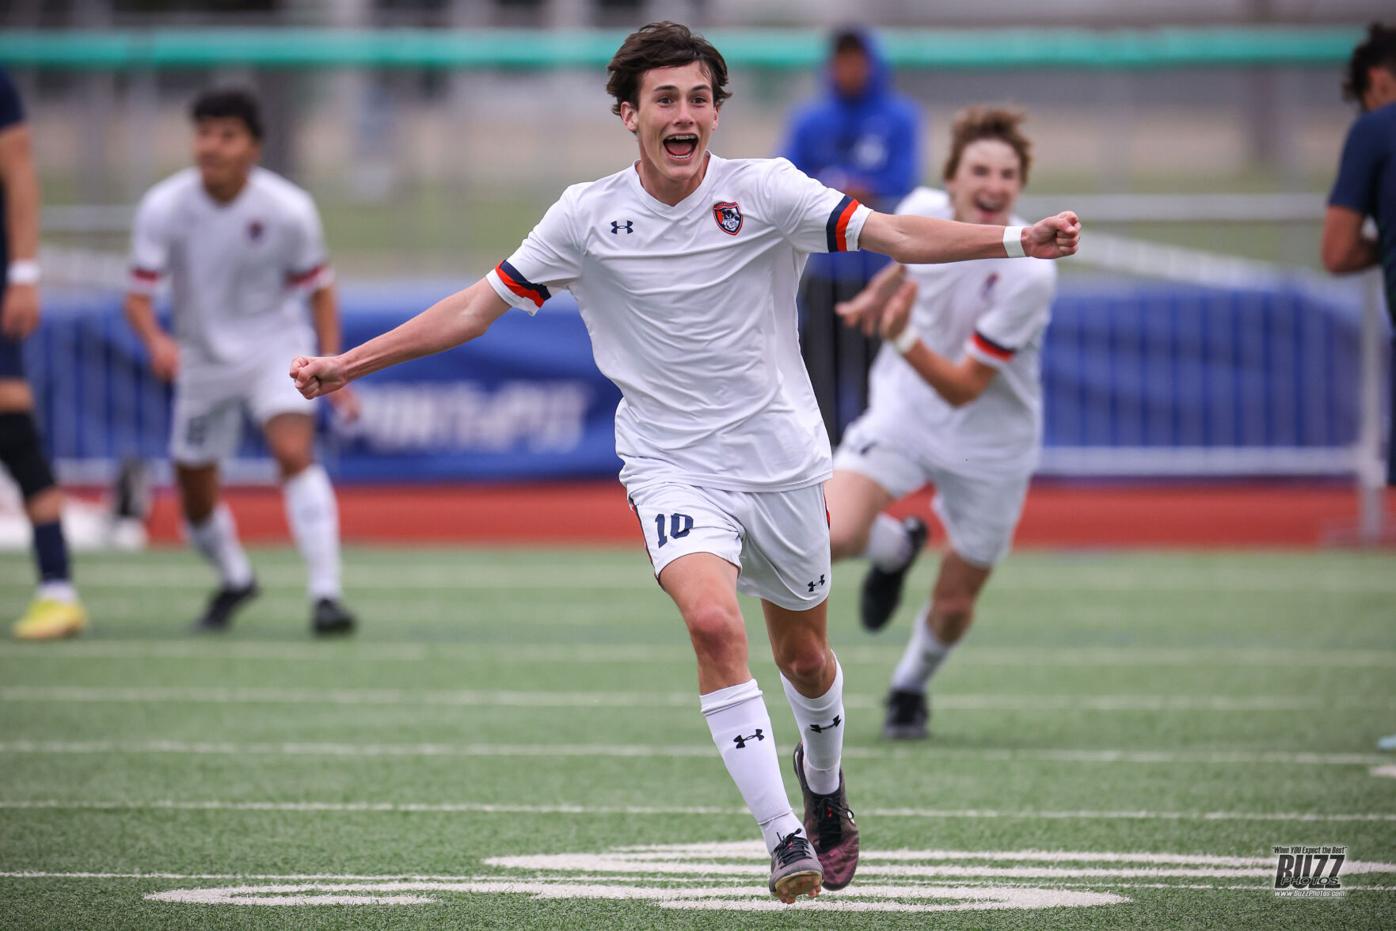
[859,210,1080,264]
[291,277,510,398]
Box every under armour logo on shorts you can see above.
[807,574,826,593]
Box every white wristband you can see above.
[1002,226,1026,259]
[892,327,918,355]
[7,259,39,285]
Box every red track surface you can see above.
[143,481,1396,549]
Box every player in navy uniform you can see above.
[1324,22,1396,483]
[0,68,87,640]
[291,22,1080,901]
[1321,22,1396,751]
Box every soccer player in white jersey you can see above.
[828,106,1056,740]
[125,89,358,636]
[290,25,1078,901]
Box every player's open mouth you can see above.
[975,197,1005,214]
[663,134,699,161]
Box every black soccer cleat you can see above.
[882,688,930,740]
[793,742,859,890]
[311,597,356,637]
[859,516,929,632]
[192,581,259,633]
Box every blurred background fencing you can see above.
[2,0,1392,542]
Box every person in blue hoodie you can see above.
[782,29,922,442]
[783,29,920,211]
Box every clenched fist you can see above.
[290,354,348,399]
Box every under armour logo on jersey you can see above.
[610,220,634,234]
[809,715,841,734]
[247,220,264,242]
[982,272,999,299]
[807,574,826,593]
[732,729,765,749]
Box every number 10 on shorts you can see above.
[655,513,693,548]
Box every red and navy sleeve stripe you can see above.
[287,263,327,288]
[972,330,1016,362]
[824,195,862,253]
[495,260,552,309]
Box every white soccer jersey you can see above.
[862,187,1056,476]
[486,154,872,492]
[129,166,331,369]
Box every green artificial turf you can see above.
[1,546,1393,930]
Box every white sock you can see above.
[283,464,342,601]
[186,504,254,590]
[37,581,77,603]
[780,657,845,795]
[700,679,804,853]
[890,602,953,692]
[865,513,913,571]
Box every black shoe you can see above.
[312,598,356,636]
[192,581,259,632]
[859,517,929,632]
[793,742,859,890]
[883,688,930,740]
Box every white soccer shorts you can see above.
[170,352,316,465]
[626,481,832,612]
[833,418,1030,568]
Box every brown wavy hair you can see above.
[606,22,731,117]
[942,106,1033,186]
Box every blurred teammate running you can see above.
[126,88,358,636]
[829,107,1058,740]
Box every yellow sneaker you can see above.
[13,598,88,640]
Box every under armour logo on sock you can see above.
[807,574,826,593]
[732,729,765,749]
[809,715,841,733]
[610,220,634,234]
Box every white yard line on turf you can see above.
[2,685,1391,713]
[2,871,1393,893]
[1,642,1393,668]
[9,563,1394,594]
[2,799,1394,823]
[23,602,655,624]
[0,739,1387,767]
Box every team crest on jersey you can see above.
[712,201,743,236]
[247,220,265,242]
